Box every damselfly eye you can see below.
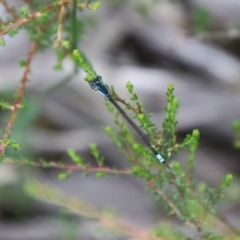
[96,76,102,81]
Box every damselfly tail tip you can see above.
[156,154,165,164]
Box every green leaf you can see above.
[154,223,185,240]
[126,81,133,93]
[133,93,138,100]
[105,125,122,148]
[182,129,200,146]
[72,49,97,81]
[186,198,205,220]
[132,166,141,174]
[220,174,233,189]
[19,6,29,17]
[67,149,84,166]
[8,28,18,37]
[90,143,104,166]
[192,129,200,138]
[19,60,27,67]
[96,172,107,178]
[132,143,143,152]
[167,84,174,93]
[58,170,72,180]
[4,138,21,151]
[0,99,11,109]
[105,125,114,135]
[9,141,21,151]
[137,114,145,121]
[172,97,179,110]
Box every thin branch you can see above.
[148,180,199,231]
[0,0,19,19]
[55,1,66,48]
[65,0,99,10]
[0,41,37,155]
[0,0,98,38]
[5,158,131,175]
[0,4,56,37]
[71,0,77,50]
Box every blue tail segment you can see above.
[156,154,165,164]
[89,76,165,164]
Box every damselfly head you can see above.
[95,76,102,82]
[89,76,102,90]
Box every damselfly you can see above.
[89,76,165,164]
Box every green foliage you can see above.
[0,1,237,239]
[1,138,21,151]
[58,170,72,180]
[0,99,12,110]
[89,143,104,166]
[19,60,27,67]
[220,174,233,189]
[76,54,236,238]
[105,125,123,149]
[95,171,107,178]
[0,1,101,156]
[154,222,185,240]
[19,6,29,17]
[6,139,21,151]
[67,149,85,167]
[72,49,97,81]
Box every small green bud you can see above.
[126,81,133,93]
[167,84,174,93]
[221,174,233,189]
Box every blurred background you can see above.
[0,0,240,239]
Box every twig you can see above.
[148,180,199,232]
[5,158,131,175]
[0,0,18,19]
[0,4,56,37]
[65,0,99,10]
[55,1,66,48]
[0,0,98,38]
[71,0,77,50]
[0,41,37,155]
